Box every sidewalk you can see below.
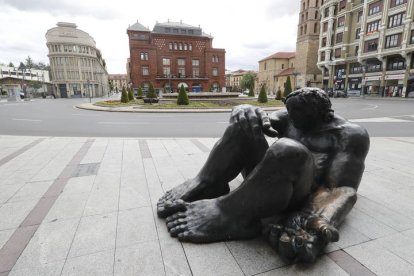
[0,136,413,275]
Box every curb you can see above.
[75,103,283,113]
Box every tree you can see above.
[146,83,157,104]
[25,56,34,69]
[108,80,114,92]
[8,62,14,67]
[137,87,143,98]
[284,76,293,97]
[258,84,268,103]
[177,84,189,105]
[128,87,134,101]
[121,86,128,103]
[18,62,26,70]
[276,88,282,100]
[240,72,256,97]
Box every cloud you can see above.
[0,0,122,20]
[265,1,301,18]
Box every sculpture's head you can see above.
[284,87,334,131]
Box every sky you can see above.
[0,0,300,74]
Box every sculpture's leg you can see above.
[164,138,315,243]
[268,186,357,263]
[157,122,269,218]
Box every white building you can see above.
[45,22,109,98]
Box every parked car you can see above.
[333,90,348,98]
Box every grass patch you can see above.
[94,99,284,109]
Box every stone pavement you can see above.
[0,135,414,276]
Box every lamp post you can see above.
[87,79,91,103]
[292,70,300,89]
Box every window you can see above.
[282,64,285,69]
[388,13,404,28]
[140,52,148,60]
[385,33,401,48]
[178,68,185,77]
[355,28,361,39]
[179,43,183,50]
[368,1,382,16]
[184,44,188,50]
[212,68,218,76]
[174,43,177,50]
[355,45,359,56]
[192,68,199,77]
[314,22,318,33]
[322,37,327,47]
[366,20,380,33]
[334,48,342,58]
[390,0,406,8]
[337,16,345,27]
[365,39,379,52]
[169,43,173,50]
[336,32,343,44]
[324,7,329,17]
[323,22,328,32]
[387,56,405,70]
[411,30,414,44]
[142,66,149,76]
[315,11,319,20]
[177,58,185,66]
[192,59,199,66]
[189,44,193,51]
[163,67,170,76]
[339,0,346,11]
[357,10,363,23]
[162,58,170,66]
[350,63,362,74]
[320,51,326,61]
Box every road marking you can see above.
[361,104,378,110]
[12,118,42,122]
[98,121,150,125]
[350,117,413,123]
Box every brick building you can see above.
[127,20,225,93]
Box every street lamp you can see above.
[292,70,300,89]
[87,79,91,103]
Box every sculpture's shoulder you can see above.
[333,115,370,156]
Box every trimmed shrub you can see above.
[121,86,128,103]
[284,76,292,97]
[276,89,282,100]
[177,84,189,105]
[258,84,268,103]
[147,83,157,99]
[248,88,255,97]
[128,87,134,101]
[137,87,143,98]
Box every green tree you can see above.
[108,80,114,92]
[177,84,189,105]
[137,87,143,98]
[240,72,256,97]
[258,84,268,103]
[276,88,282,100]
[128,87,134,101]
[8,62,14,67]
[284,76,292,97]
[25,56,34,69]
[147,83,157,99]
[121,86,128,103]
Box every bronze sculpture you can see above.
[157,88,370,262]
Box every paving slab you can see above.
[0,136,413,275]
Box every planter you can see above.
[143,98,159,104]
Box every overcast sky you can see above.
[0,0,300,73]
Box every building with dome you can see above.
[45,22,109,98]
[127,20,225,93]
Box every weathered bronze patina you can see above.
[157,87,370,262]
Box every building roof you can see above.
[259,52,296,62]
[276,68,295,77]
[152,20,212,38]
[127,21,150,32]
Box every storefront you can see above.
[384,74,404,97]
[363,76,381,95]
[347,77,362,96]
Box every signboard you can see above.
[385,74,404,80]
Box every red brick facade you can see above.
[127,21,225,92]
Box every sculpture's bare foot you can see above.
[157,178,230,218]
[165,199,261,243]
[266,214,339,263]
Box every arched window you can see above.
[314,22,318,33]
[315,10,318,19]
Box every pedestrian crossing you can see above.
[350,115,414,123]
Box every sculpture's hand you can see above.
[266,213,339,263]
[230,105,278,138]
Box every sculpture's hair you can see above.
[283,88,334,122]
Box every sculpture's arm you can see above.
[267,125,370,262]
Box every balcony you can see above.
[155,75,208,80]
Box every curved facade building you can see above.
[46,22,108,98]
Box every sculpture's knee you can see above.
[267,138,312,167]
[336,186,357,205]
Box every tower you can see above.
[295,0,322,88]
